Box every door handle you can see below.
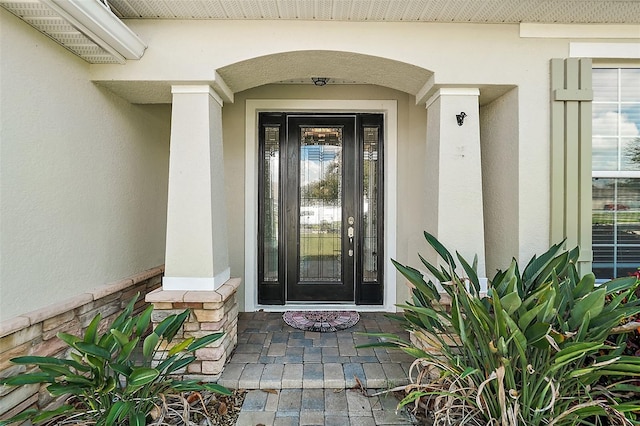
[347,216,355,257]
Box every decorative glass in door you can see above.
[362,127,379,282]
[263,126,280,282]
[299,127,343,283]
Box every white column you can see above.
[163,85,230,291]
[425,88,487,285]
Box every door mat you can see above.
[282,311,360,333]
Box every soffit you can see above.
[107,0,640,24]
[1,0,122,63]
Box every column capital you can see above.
[212,71,234,104]
[425,88,480,109]
[171,85,224,107]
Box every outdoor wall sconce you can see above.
[456,112,467,126]
[312,77,329,86]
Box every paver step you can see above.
[235,388,416,426]
[218,361,412,390]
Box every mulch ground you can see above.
[38,390,247,426]
[151,389,247,425]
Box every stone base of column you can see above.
[145,278,240,381]
[407,292,455,354]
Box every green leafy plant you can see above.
[363,232,640,425]
[0,293,230,426]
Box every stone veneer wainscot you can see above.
[0,267,164,422]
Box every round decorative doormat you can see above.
[282,311,360,333]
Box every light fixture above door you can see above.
[311,77,329,86]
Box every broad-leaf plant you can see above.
[364,232,640,425]
[0,293,230,426]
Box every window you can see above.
[592,68,640,279]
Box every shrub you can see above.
[366,232,640,425]
[0,293,230,426]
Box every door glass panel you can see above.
[363,127,379,282]
[263,126,279,282]
[299,127,343,282]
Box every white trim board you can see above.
[244,99,398,313]
[570,42,640,59]
[520,23,640,39]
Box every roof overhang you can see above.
[1,0,146,64]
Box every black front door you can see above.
[258,113,384,305]
[287,116,355,301]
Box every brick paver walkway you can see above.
[218,312,417,425]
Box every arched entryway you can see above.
[217,51,432,312]
[215,50,434,95]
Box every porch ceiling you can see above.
[111,0,640,24]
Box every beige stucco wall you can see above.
[480,88,520,276]
[91,20,564,91]
[0,9,171,321]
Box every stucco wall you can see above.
[480,88,520,276]
[92,20,564,91]
[0,9,171,321]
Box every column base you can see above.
[162,268,231,291]
[145,277,241,380]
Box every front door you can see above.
[258,113,384,305]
